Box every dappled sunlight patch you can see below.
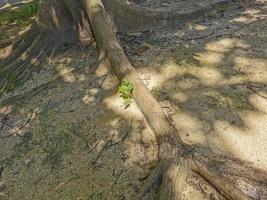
[77,73,86,81]
[170,91,188,103]
[204,38,250,53]
[194,67,223,86]
[50,7,61,29]
[60,72,76,83]
[104,93,143,121]
[95,60,109,77]
[214,115,267,169]
[192,23,208,31]
[56,62,77,83]
[194,38,250,68]
[204,38,236,53]
[136,59,186,90]
[249,93,267,113]
[82,88,99,104]
[17,25,31,35]
[82,94,96,104]
[110,118,123,129]
[234,56,267,82]
[230,8,267,24]
[0,105,13,115]
[194,51,225,66]
[0,44,13,60]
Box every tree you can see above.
[0,0,266,199]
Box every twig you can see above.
[98,74,108,89]
[108,117,133,146]
[111,166,129,189]
[0,110,34,139]
[90,118,133,165]
[247,85,267,99]
[55,176,80,192]
[185,31,214,41]
[0,166,3,178]
[90,138,112,165]
[88,139,102,153]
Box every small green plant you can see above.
[118,79,133,108]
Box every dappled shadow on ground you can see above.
[123,1,267,168]
[0,1,266,200]
[0,43,157,199]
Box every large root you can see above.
[0,0,92,95]
[102,0,254,32]
[0,29,58,94]
[84,0,267,199]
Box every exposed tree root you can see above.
[0,24,40,66]
[0,109,34,139]
[192,157,252,200]
[0,27,58,94]
[0,0,92,95]
[138,160,169,199]
[84,0,267,199]
[102,0,254,33]
[0,51,99,107]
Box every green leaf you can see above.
[118,79,134,108]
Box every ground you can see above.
[0,1,266,200]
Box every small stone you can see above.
[24,158,32,165]
[161,2,169,7]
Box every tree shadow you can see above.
[120,1,267,168]
[0,40,158,199]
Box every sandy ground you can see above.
[0,1,266,199]
[123,1,267,169]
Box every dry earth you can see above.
[0,1,266,199]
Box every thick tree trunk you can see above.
[1,0,266,199]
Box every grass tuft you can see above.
[0,1,38,25]
[118,79,134,108]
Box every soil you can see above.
[0,0,36,49]
[131,0,223,9]
[0,1,266,199]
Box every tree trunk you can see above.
[1,0,266,199]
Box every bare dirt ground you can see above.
[0,1,266,199]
